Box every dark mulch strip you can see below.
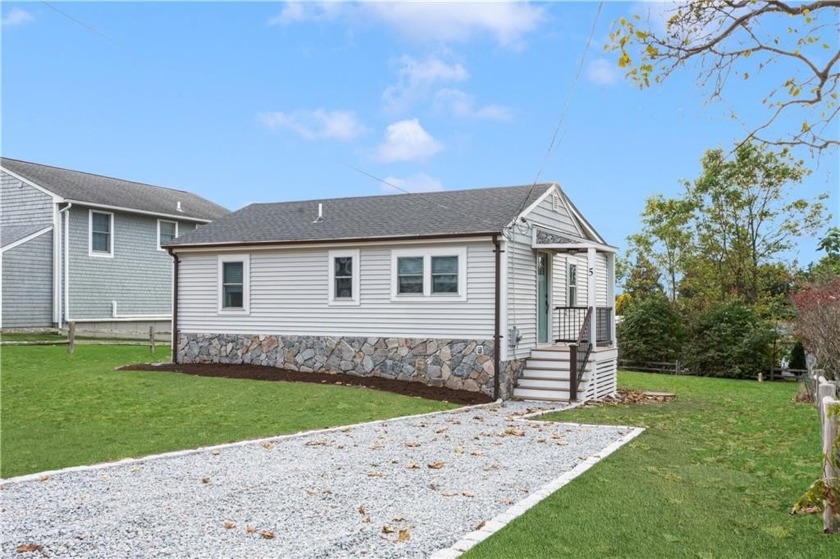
[120,362,493,406]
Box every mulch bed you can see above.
[119,362,493,406]
[583,389,676,407]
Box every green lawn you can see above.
[0,345,455,478]
[469,372,838,558]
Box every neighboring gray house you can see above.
[0,158,228,333]
[167,183,617,402]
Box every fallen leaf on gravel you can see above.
[556,441,569,446]
[454,446,464,455]
[429,482,439,490]
[246,525,256,534]
[404,442,421,448]
[462,491,474,497]
[261,442,274,450]
[472,416,484,421]
[368,472,385,478]
[358,505,366,515]
[211,449,220,455]
[518,486,529,493]
[551,433,564,439]
[500,427,525,437]
[397,529,411,542]
[341,427,352,433]
[441,490,457,497]
[382,525,395,534]
[305,439,334,447]
[130,466,141,473]
[475,520,486,530]
[392,515,405,522]
[38,476,49,482]
[406,462,420,469]
[16,543,43,553]
[223,521,235,529]
[483,464,499,471]
[305,489,318,496]
[427,461,445,469]
[260,530,275,540]
[470,450,484,456]
[362,516,371,523]
[536,438,547,443]
[448,419,461,425]
[501,498,514,505]
[201,477,210,484]
[435,427,448,434]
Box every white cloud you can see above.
[258,109,367,141]
[383,55,469,113]
[587,58,619,86]
[269,1,545,47]
[381,173,444,194]
[374,119,443,163]
[434,88,512,121]
[2,8,34,27]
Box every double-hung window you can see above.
[158,220,178,249]
[328,249,360,305]
[218,255,249,312]
[392,248,466,301]
[89,210,114,257]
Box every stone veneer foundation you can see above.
[178,333,525,399]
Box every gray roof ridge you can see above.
[246,182,556,206]
[0,157,198,197]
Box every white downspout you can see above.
[59,203,72,327]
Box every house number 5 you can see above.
[589,267,594,276]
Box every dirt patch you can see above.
[583,389,676,407]
[120,363,493,406]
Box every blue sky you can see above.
[2,1,837,263]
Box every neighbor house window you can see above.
[89,210,114,257]
[328,249,360,305]
[158,219,178,249]
[568,263,578,306]
[391,248,467,301]
[218,255,249,312]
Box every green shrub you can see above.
[618,296,685,363]
[789,340,807,371]
[683,302,774,378]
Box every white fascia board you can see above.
[63,199,211,223]
[0,226,53,254]
[169,235,496,254]
[0,166,64,202]
[534,242,617,254]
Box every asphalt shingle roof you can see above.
[168,184,554,246]
[1,223,50,249]
[1,158,229,221]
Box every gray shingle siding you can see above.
[66,205,184,319]
[2,231,53,328]
[1,170,53,229]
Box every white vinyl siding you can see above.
[506,188,591,359]
[177,241,493,339]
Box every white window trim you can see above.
[218,254,250,314]
[328,249,360,306]
[390,247,467,302]
[88,209,114,258]
[568,262,578,306]
[157,219,179,251]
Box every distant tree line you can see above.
[618,142,837,378]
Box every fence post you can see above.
[149,326,155,354]
[67,322,75,354]
[569,343,578,401]
[821,395,839,533]
[675,360,681,375]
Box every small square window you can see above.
[397,256,424,294]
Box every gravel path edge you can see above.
[429,425,646,558]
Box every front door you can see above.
[537,252,550,344]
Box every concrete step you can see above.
[530,349,571,360]
[519,368,573,382]
[512,387,571,402]
[516,378,571,391]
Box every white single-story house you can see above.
[166,183,617,401]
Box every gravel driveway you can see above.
[2,401,639,558]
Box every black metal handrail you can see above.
[555,306,613,345]
[569,307,593,401]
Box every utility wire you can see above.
[41,1,138,57]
